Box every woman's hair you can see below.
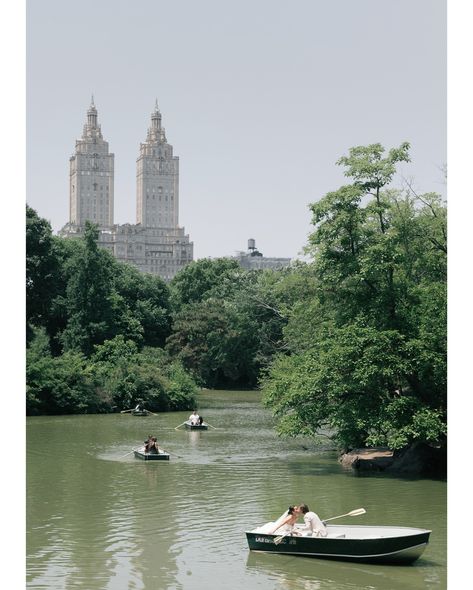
[287,506,296,515]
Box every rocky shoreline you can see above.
[340,442,447,478]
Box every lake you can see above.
[26,389,446,589]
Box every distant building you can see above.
[60,99,193,281]
[233,239,291,270]
[68,98,115,228]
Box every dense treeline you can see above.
[26,211,196,414]
[26,142,446,460]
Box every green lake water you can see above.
[26,390,447,589]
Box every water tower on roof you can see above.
[247,238,262,257]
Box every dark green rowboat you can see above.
[134,449,170,461]
[184,420,209,430]
[131,410,150,416]
[246,524,431,564]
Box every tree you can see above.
[112,263,172,347]
[26,205,61,342]
[262,143,447,453]
[337,142,410,234]
[26,328,102,415]
[59,222,142,354]
[91,337,198,411]
[169,258,243,310]
[262,323,446,450]
[166,299,260,387]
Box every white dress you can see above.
[256,511,294,534]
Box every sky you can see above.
[26,0,447,260]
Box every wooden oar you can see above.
[120,408,134,413]
[273,532,294,545]
[205,422,218,429]
[119,447,141,458]
[273,508,366,544]
[323,508,366,522]
[162,448,183,458]
[174,421,187,430]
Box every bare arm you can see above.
[267,514,291,535]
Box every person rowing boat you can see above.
[143,436,159,453]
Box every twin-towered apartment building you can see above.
[60,98,291,280]
[60,98,193,281]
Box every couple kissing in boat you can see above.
[260,504,327,538]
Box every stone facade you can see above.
[69,98,114,227]
[60,100,193,281]
[136,102,179,228]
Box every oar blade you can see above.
[348,508,366,517]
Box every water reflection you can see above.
[246,552,432,590]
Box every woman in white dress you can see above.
[258,506,301,535]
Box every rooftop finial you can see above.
[91,93,95,107]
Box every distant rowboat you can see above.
[131,409,150,416]
[184,420,209,430]
[134,448,170,461]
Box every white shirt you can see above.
[189,413,199,424]
[303,511,327,537]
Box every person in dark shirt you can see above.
[147,437,159,454]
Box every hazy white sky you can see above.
[27,0,446,260]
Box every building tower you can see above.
[136,100,179,227]
[61,99,193,282]
[69,97,114,227]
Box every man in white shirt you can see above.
[299,504,328,537]
[189,410,199,425]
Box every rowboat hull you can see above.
[245,525,431,565]
[131,410,149,416]
[184,421,208,430]
[134,450,170,461]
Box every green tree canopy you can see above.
[262,143,447,452]
[169,257,243,310]
[26,205,62,342]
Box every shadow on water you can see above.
[245,551,439,590]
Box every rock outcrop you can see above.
[340,443,446,477]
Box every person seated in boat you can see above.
[189,410,199,425]
[143,434,152,452]
[147,437,159,454]
[299,503,327,537]
[267,506,301,535]
[198,416,204,426]
[135,402,144,412]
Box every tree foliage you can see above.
[262,143,447,451]
[26,206,62,343]
[26,331,198,415]
[25,210,188,414]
